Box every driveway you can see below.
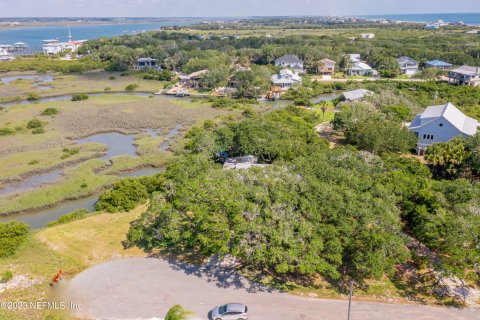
[59,257,479,320]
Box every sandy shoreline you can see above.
[0,19,192,30]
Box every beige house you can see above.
[317,59,336,75]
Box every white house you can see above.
[360,33,375,39]
[0,49,13,61]
[345,54,373,77]
[42,39,63,55]
[134,57,160,70]
[271,69,302,89]
[342,89,374,101]
[408,102,478,155]
[448,66,480,87]
[275,54,304,74]
[397,56,419,75]
[223,155,269,170]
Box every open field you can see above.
[0,71,165,101]
[0,205,147,320]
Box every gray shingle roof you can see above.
[275,54,303,65]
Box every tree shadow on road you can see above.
[150,252,279,294]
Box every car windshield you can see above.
[219,305,227,314]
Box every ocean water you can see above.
[361,13,480,26]
[0,21,193,48]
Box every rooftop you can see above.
[450,65,480,76]
[426,60,452,67]
[275,54,303,64]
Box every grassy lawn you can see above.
[0,204,147,320]
[0,159,116,215]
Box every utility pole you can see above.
[347,280,354,320]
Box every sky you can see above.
[0,0,479,18]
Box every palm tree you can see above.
[319,101,329,122]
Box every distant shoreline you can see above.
[0,19,199,30]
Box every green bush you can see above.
[125,83,138,92]
[96,178,149,213]
[40,107,59,116]
[164,305,192,320]
[104,87,112,92]
[32,127,45,134]
[28,159,39,165]
[61,148,80,159]
[0,271,13,283]
[27,92,40,101]
[109,76,116,80]
[71,93,89,101]
[46,209,91,227]
[0,221,30,258]
[0,128,15,136]
[26,119,43,129]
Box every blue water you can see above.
[0,22,193,48]
[361,13,480,26]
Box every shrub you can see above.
[109,76,116,80]
[61,148,80,159]
[71,93,89,101]
[46,209,90,227]
[104,87,112,92]
[294,98,313,107]
[0,271,13,283]
[0,221,30,257]
[125,83,138,92]
[165,305,192,320]
[26,119,43,129]
[0,128,15,136]
[28,160,39,165]
[32,128,45,134]
[96,178,149,213]
[41,107,59,116]
[27,92,40,101]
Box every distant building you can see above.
[345,54,373,77]
[448,66,480,87]
[13,42,28,51]
[275,54,304,74]
[271,69,302,89]
[342,89,374,101]
[0,49,13,61]
[42,39,63,55]
[425,60,453,70]
[134,58,160,70]
[317,58,336,75]
[223,155,269,170]
[42,38,85,55]
[409,102,478,155]
[397,56,419,75]
[424,24,440,30]
[360,33,375,39]
[181,69,210,89]
[0,44,14,51]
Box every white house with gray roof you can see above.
[448,66,480,87]
[397,56,419,75]
[342,89,374,101]
[275,54,304,74]
[345,54,373,76]
[408,102,478,155]
[271,69,302,89]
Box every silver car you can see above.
[211,303,248,320]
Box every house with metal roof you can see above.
[397,56,419,75]
[134,57,160,70]
[275,54,304,74]
[345,54,373,77]
[271,69,302,89]
[342,89,374,101]
[408,102,479,155]
[448,65,480,87]
[425,60,453,70]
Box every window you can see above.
[423,134,426,139]
[415,132,419,137]
[431,135,434,140]
[439,123,443,127]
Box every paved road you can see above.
[59,257,479,320]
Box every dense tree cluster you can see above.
[115,107,480,284]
